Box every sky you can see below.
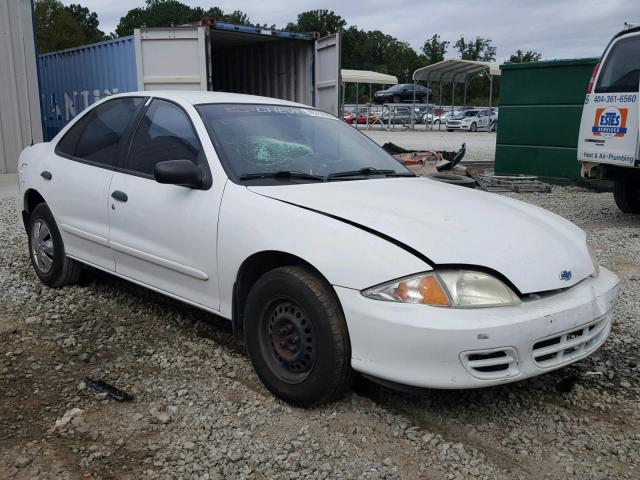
[77,0,637,61]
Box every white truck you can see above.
[578,23,640,213]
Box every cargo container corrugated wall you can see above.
[38,37,137,140]
[496,59,598,179]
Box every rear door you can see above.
[46,97,145,271]
[578,31,640,167]
[314,33,341,116]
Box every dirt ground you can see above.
[1,186,639,480]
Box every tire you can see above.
[614,177,640,213]
[469,122,478,132]
[393,95,400,103]
[244,266,353,407]
[434,120,440,126]
[27,203,82,288]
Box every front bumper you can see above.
[335,267,619,389]
[446,123,470,130]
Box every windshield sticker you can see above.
[223,105,337,119]
[592,107,628,138]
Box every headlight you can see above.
[362,270,521,308]
[587,243,600,277]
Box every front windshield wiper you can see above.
[327,167,414,179]
[239,171,326,182]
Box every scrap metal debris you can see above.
[382,142,466,171]
[468,170,552,193]
[84,377,135,402]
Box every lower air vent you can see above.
[460,347,520,380]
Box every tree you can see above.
[65,3,106,43]
[421,34,449,65]
[508,49,542,63]
[285,9,346,36]
[454,36,496,62]
[116,1,252,37]
[116,0,203,37]
[35,0,103,53]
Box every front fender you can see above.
[217,182,430,318]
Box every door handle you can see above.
[111,190,128,202]
[40,171,52,180]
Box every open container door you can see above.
[314,33,341,116]
[134,26,210,91]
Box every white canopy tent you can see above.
[340,69,398,116]
[341,69,398,85]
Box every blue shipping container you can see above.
[38,36,137,140]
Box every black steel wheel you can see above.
[244,266,353,407]
[261,299,317,384]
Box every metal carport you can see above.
[413,59,500,129]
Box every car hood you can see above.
[248,177,594,294]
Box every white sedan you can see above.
[16,91,619,406]
[446,108,494,132]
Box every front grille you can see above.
[460,347,520,380]
[532,316,610,368]
[447,121,460,126]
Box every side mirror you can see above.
[154,159,203,189]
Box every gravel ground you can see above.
[362,128,495,163]
[1,186,639,480]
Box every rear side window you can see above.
[57,97,145,167]
[126,99,203,176]
[595,35,640,93]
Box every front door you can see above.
[107,98,221,310]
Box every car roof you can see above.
[111,90,306,108]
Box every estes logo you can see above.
[592,106,628,138]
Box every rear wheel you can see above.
[27,203,82,287]
[614,176,640,213]
[244,266,353,407]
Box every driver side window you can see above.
[126,99,203,176]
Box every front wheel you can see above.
[614,176,640,213]
[393,95,400,103]
[244,266,353,407]
[469,122,478,132]
[27,203,82,287]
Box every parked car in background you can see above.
[578,23,640,213]
[425,110,461,125]
[446,109,494,132]
[17,91,618,407]
[343,107,368,124]
[374,84,432,104]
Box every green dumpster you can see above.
[496,58,598,179]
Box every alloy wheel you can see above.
[31,219,54,273]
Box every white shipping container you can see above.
[134,24,341,115]
[0,0,42,174]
